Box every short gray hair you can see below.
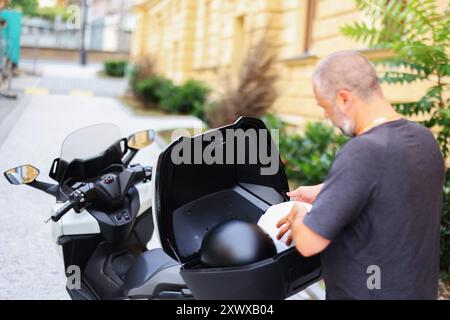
[312,50,383,101]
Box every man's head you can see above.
[312,50,384,136]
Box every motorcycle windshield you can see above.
[60,123,122,163]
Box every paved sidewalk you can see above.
[16,60,128,97]
[0,96,19,128]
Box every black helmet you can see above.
[200,219,277,268]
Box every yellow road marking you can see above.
[24,87,49,95]
[69,90,93,97]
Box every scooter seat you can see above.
[124,248,182,298]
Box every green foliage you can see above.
[7,1,68,20]
[160,79,210,116]
[104,60,127,78]
[128,67,142,97]
[441,169,450,275]
[32,6,71,22]
[341,0,449,157]
[8,0,38,16]
[135,75,175,105]
[128,58,157,97]
[262,114,348,186]
[132,74,210,118]
[342,0,450,274]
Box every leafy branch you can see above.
[341,0,449,157]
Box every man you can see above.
[276,50,445,299]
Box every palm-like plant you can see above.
[341,0,449,156]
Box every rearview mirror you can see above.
[127,129,155,150]
[4,165,40,185]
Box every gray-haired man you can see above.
[277,50,445,299]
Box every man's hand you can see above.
[276,202,308,246]
[276,201,331,257]
[286,183,324,204]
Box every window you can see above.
[202,0,212,65]
[303,0,316,53]
[232,15,245,68]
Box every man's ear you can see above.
[336,90,354,112]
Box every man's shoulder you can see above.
[327,136,385,177]
[338,119,442,165]
[341,119,426,153]
[339,133,386,157]
[404,120,438,144]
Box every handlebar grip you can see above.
[130,165,152,181]
[51,199,76,222]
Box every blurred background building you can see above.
[129,0,448,123]
[20,0,134,61]
[89,0,134,52]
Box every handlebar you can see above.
[44,188,87,223]
[47,199,77,223]
[129,164,152,182]
[43,165,152,224]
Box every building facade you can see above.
[130,0,447,124]
[20,0,134,53]
[90,0,134,52]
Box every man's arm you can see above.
[292,209,331,257]
[287,183,324,204]
[277,202,331,257]
[277,138,382,257]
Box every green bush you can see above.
[30,5,71,21]
[160,79,210,116]
[128,58,157,96]
[10,0,38,16]
[135,75,175,104]
[262,114,348,186]
[128,65,145,97]
[104,60,127,77]
[130,72,210,117]
[441,169,450,276]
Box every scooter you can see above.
[4,118,321,300]
[4,123,190,300]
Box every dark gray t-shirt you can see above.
[303,119,445,300]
